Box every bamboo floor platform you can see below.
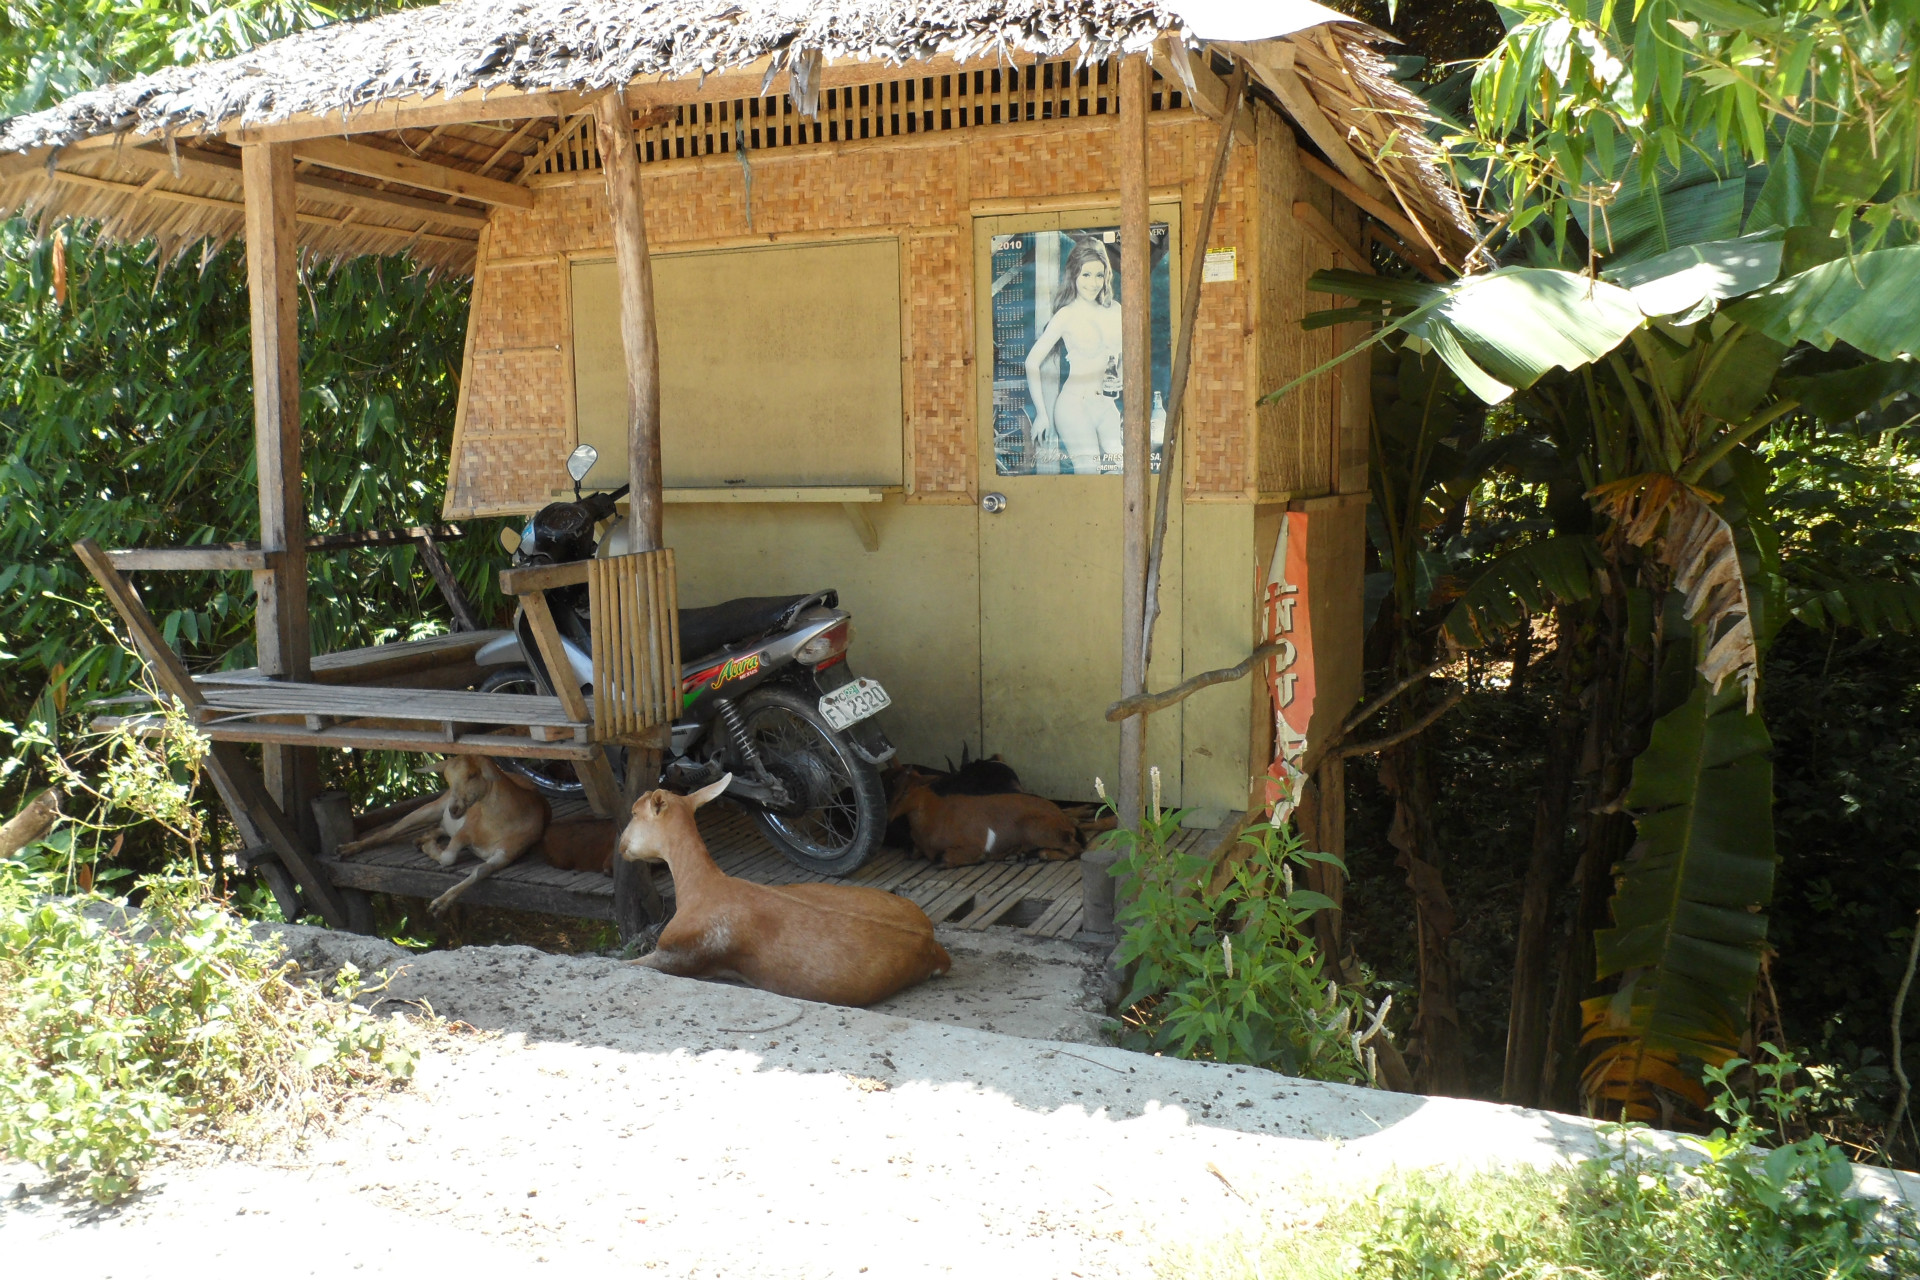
[320,801,1233,941]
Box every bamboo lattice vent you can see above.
[588,550,681,742]
[525,60,1185,177]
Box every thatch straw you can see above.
[0,0,1475,275]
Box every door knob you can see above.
[981,492,1008,515]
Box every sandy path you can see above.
[8,926,1908,1278]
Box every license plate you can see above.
[819,678,890,731]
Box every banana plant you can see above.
[1284,0,1920,1117]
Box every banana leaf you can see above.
[1593,676,1776,1066]
[1576,139,1748,267]
[1297,267,1644,405]
[1787,580,1920,636]
[1603,230,1783,318]
[1723,244,1920,360]
[1440,534,1606,648]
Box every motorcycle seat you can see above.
[679,591,837,660]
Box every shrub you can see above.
[1108,776,1386,1084]
[1167,1046,1920,1279]
[0,864,417,1203]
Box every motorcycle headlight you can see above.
[795,619,852,667]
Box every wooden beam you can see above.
[1241,45,1389,203]
[228,90,584,145]
[242,140,321,855]
[292,137,535,208]
[518,590,625,817]
[1299,152,1450,275]
[323,855,615,921]
[595,87,664,554]
[99,144,490,228]
[108,546,272,571]
[1293,200,1375,274]
[499,559,591,596]
[0,148,49,178]
[594,82,668,944]
[1144,63,1248,673]
[44,168,480,248]
[1117,52,1153,842]
[1156,40,1254,144]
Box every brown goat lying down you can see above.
[888,776,1082,868]
[618,775,950,1007]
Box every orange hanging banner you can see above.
[1263,511,1316,821]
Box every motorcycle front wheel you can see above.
[477,665,588,799]
[736,685,885,877]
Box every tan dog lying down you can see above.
[617,775,950,1007]
[338,756,549,914]
[888,777,1082,868]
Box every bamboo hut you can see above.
[0,0,1472,938]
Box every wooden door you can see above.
[973,208,1184,804]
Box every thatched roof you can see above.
[0,0,1473,275]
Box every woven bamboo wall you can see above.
[447,100,1346,518]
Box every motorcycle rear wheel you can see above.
[736,685,885,877]
[478,665,588,799]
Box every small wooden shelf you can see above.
[561,486,887,504]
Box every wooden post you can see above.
[596,85,669,943]
[1086,55,1154,938]
[1116,54,1153,835]
[242,141,318,844]
[595,87,664,552]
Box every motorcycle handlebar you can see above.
[582,484,631,522]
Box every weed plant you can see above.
[1165,1046,1920,1279]
[0,862,419,1203]
[1108,774,1386,1083]
[0,700,418,1203]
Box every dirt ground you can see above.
[6,923,1915,1278]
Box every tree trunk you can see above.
[1380,732,1468,1095]
[1501,611,1580,1105]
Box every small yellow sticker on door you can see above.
[1202,247,1238,283]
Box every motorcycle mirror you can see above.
[565,443,599,485]
[498,525,522,554]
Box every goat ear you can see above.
[415,760,449,775]
[689,773,732,810]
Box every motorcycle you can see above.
[474,444,896,876]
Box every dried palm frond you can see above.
[1591,473,1758,711]
[1579,990,1713,1121]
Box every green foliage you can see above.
[1728,245,1920,359]
[0,865,417,1203]
[1587,670,1777,1090]
[1290,266,1647,404]
[1466,1,1918,254]
[1167,1047,1919,1280]
[1440,533,1605,647]
[1110,790,1381,1084]
[0,0,479,825]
